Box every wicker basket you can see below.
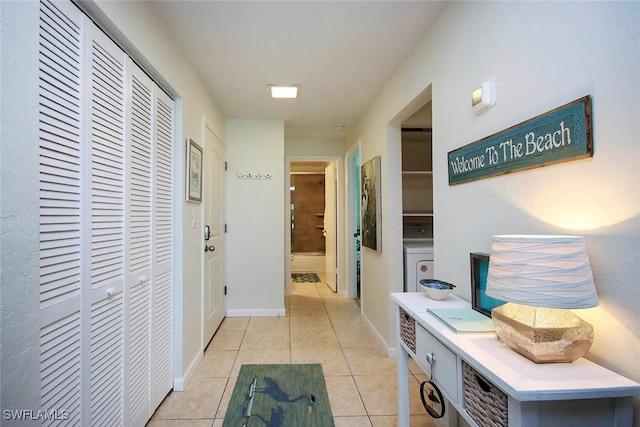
[462,360,508,427]
[399,307,416,354]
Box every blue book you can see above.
[427,308,495,333]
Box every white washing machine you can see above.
[403,240,434,292]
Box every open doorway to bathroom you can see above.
[286,158,342,295]
[290,164,327,271]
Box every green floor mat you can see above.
[223,364,334,427]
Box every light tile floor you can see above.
[148,278,436,427]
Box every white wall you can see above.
[226,120,286,316]
[1,0,42,415]
[347,1,640,421]
[285,138,345,157]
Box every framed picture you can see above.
[470,252,505,317]
[186,138,203,202]
[361,156,381,252]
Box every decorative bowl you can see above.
[419,279,456,300]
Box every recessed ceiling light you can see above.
[268,84,300,99]
[334,125,345,131]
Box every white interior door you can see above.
[150,88,174,412]
[127,62,154,427]
[38,1,84,423]
[203,125,226,347]
[86,21,127,427]
[324,163,338,292]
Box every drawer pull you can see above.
[425,352,435,364]
[474,374,491,393]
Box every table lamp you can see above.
[485,235,598,363]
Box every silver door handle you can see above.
[205,245,215,252]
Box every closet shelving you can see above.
[401,127,433,239]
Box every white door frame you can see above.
[285,155,344,296]
[345,140,361,300]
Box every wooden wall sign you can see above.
[448,96,592,185]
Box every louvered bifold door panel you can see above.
[151,89,175,411]
[85,23,126,427]
[38,0,83,425]
[126,64,154,427]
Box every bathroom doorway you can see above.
[285,157,343,295]
[290,166,327,271]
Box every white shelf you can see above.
[402,127,433,239]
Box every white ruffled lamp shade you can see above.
[486,235,598,363]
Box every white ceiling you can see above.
[150,1,443,139]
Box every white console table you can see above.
[392,292,640,427]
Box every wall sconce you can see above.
[472,78,496,114]
[486,235,598,363]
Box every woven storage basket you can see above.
[462,360,508,427]
[399,308,416,354]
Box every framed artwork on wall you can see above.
[187,138,203,202]
[361,156,381,252]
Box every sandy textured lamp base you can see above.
[491,303,594,363]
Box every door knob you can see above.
[205,245,215,252]
[425,352,435,365]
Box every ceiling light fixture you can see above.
[268,84,300,99]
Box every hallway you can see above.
[147,277,435,426]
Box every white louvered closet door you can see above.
[151,88,175,411]
[38,0,174,425]
[126,65,154,427]
[84,20,127,427]
[38,1,83,425]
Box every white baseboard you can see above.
[173,348,203,391]
[361,311,396,358]
[226,308,286,317]
[388,345,398,359]
[173,377,185,392]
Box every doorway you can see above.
[285,157,343,296]
[290,170,326,257]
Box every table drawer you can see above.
[416,325,458,402]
